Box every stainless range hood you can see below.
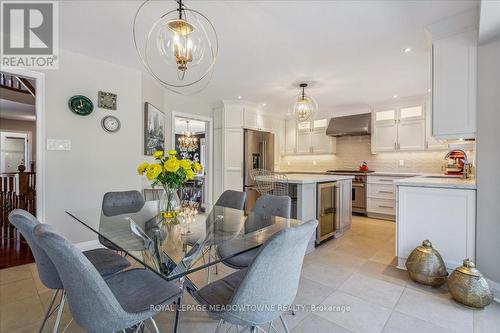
[326,113,372,137]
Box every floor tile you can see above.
[0,265,32,285]
[395,288,474,333]
[0,295,45,332]
[382,311,459,333]
[291,314,354,333]
[0,278,38,304]
[301,261,353,289]
[473,301,500,333]
[339,273,404,308]
[316,291,392,333]
[356,260,409,287]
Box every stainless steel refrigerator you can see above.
[243,129,275,212]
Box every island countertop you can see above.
[282,173,354,184]
[394,174,476,189]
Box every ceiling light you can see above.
[133,0,218,95]
[178,120,199,152]
[262,103,267,107]
[404,48,412,53]
[292,83,317,122]
[393,95,398,98]
[237,95,242,100]
[427,88,432,92]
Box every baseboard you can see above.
[486,278,500,303]
[75,239,103,251]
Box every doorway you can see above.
[0,69,44,268]
[172,113,213,205]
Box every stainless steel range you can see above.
[326,170,375,215]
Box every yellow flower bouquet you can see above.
[137,149,202,222]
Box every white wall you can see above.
[42,49,144,243]
[476,36,500,287]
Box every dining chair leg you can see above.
[173,296,182,333]
[149,317,160,333]
[207,245,212,284]
[39,289,60,333]
[279,315,290,333]
[53,292,66,333]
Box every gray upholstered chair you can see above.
[192,219,318,333]
[8,209,131,333]
[32,223,183,333]
[217,194,291,270]
[215,190,247,210]
[99,190,146,251]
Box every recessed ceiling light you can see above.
[393,95,398,98]
[427,88,432,92]
[404,48,411,53]
[262,103,267,107]
[237,95,242,100]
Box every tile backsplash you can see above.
[279,136,474,174]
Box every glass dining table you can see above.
[66,200,305,291]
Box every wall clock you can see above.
[68,95,93,116]
[101,115,121,133]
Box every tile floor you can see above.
[1,216,499,333]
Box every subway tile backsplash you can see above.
[279,136,473,173]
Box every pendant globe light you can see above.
[133,0,218,95]
[292,83,317,122]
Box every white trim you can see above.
[1,68,46,222]
[171,111,214,205]
[0,131,30,173]
[74,239,103,251]
[486,278,500,303]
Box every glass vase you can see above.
[160,186,181,225]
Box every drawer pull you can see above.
[378,205,394,209]
[378,179,393,182]
[379,191,393,194]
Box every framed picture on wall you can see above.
[144,102,166,155]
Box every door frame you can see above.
[2,68,46,221]
[0,131,31,173]
[171,111,213,205]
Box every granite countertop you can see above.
[394,174,476,189]
[266,173,354,184]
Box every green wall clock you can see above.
[68,95,94,116]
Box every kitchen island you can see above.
[281,173,354,252]
[394,175,476,270]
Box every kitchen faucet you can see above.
[444,149,471,179]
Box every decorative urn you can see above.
[447,259,493,308]
[405,240,448,287]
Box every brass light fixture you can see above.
[292,83,317,122]
[133,0,218,94]
[178,120,198,152]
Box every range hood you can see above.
[326,113,371,137]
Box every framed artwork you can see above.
[144,103,166,155]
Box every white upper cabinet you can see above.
[243,107,272,132]
[429,9,478,139]
[425,99,448,150]
[284,119,297,155]
[293,118,336,155]
[372,103,426,152]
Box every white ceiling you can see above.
[59,0,479,117]
[174,117,206,134]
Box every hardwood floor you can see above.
[0,226,34,269]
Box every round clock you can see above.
[101,115,121,133]
[68,95,93,116]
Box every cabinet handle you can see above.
[378,205,393,209]
[379,190,393,194]
[378,179,393,182]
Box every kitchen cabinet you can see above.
[432,30,477,139]
[367,175,409,220]
[425,99,448,150]
[284,119,297,155]
[243,107,272,132]
[397,185,476,269]
[214,103,244,201]
[294,119,336,155]
[428,9,478,139]
[372,104,426,152]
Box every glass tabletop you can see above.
[66,201,304,284]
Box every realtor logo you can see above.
[1,1,59,69]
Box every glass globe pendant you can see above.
[293,83,317,122]
[133,0,218,95]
